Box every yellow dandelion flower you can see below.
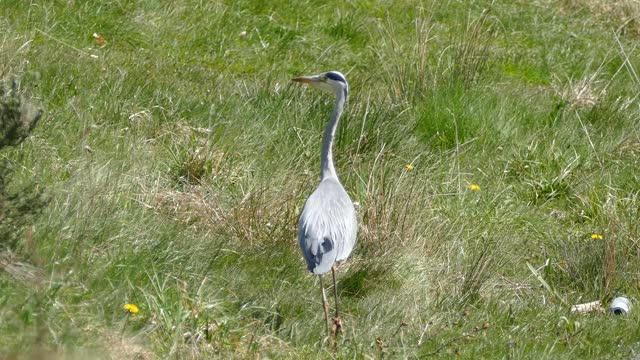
[590,233,603,240]
[123,303,139,314]
[469,184,480,191]
[404,163,414,170]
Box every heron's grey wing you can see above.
[298,195,337,274]
[297,178,357,273]
[335,193,357,262]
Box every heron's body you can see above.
[298,176,357,274]
[292,70,356,336]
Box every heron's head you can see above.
[291,71,348,97]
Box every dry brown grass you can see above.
[0,250,45,287]
[551,73,604,109]
[560,0,640,36]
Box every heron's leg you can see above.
[319,275,330,338]
[331,264,343,335]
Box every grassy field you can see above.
[1,0,640,358]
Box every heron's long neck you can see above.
[321,88,346,180]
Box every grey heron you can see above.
[292,71,357,337]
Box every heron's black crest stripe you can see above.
[326,72,346,83]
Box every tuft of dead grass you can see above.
[563,0,640,37]
[551,73,604,109]
[0,250,45,288]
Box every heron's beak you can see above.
[291,75,319,84]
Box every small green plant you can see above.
[0,81,44,251]
[0,81,41,147]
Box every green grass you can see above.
[1,0,640,358]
